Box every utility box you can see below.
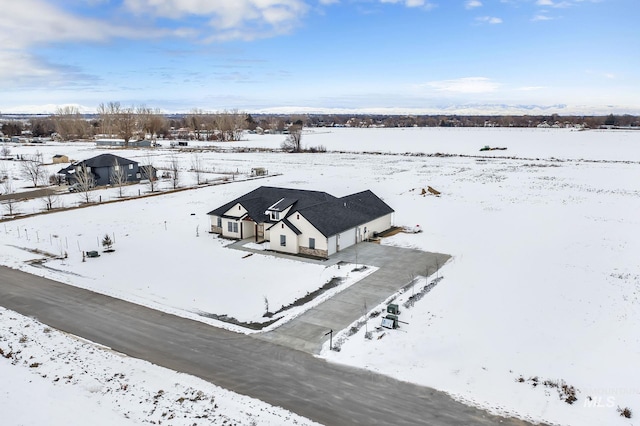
[387,304,400,315]
[86,251,100,258]
[385,314,399,329]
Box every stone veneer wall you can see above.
[211,225,223,234]
[299,246,328,259]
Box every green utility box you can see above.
[86,251,100,258]
[387,304,400,315]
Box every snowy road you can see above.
[0,265,534,426]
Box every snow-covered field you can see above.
[1,127,639,425]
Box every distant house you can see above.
[58,153,141,186]
[95,139,153,148]
[52,154,69,164]
[251,167,268,177]
[207,186,394,258]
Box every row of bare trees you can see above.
[48,104,251,144]
[184,109,246,141]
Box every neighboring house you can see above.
[95,139,153,147]
[57,153,141,186]
[250,167,268,176]
[208,186,394,258]
[52,154,69,164]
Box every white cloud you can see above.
[465,0,482,9]
[319,0,339,4]
[379,0,437,9]
[536,0,591,7]
[0,0,165,87]
[476,16,503,24]
[531,14,554,21]
[124,0,309,36]
[423,77,500,93]
[517,86,546,91]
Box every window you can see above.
[129,164,134,170]
[271,211,279,220]
[114,165,120,171]
[228,222,233,232]
[280,235,286,246]
[217,217,222,228]
[309,238,315,250]
[233,222,238,233]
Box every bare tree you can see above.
[281,119,303,152]
[141,156,157,192]
[187,109,205,140]
[110,159,128,198]
[54,106,89,141]
[1,178,16,216]
[97,101,120,137]
[137,106,166,142]
[169,154,180,189]
[215,109,245,141]
[74,163,95,203]
[0,145,10,159]
[21,153,44,187]
[191,153,203,185]
[117,106,137,147]
[42,191,58,211]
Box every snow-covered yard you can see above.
[0,306,318,426]
[2,127,640,425]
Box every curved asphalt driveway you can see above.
[0,266,534,426]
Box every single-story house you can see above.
[95,139,153,147]
[58,153,141,186]
[207,186,394,258]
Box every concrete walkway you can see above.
[230,240,451,354]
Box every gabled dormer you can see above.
[264,197,297,222]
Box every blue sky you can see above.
[1,0,638,114]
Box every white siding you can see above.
[358,213,393,240]
[210,215,220,230]
[223,203,247,218]
[288,212,327,251]
[242,220,255,239]
[337,228,356,251]
[328,235,337,255]
[269,222,299,254]
[221,218,241,239]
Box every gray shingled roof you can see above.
[83,153,137,168]
[207,186,336,224]
[57,153,137,175]
[208,187,394,238]
[297,190,394,237]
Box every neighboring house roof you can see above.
[57,153,137,175]
[209,186,394,238]
[82,153,137,168]
[297,190,395,237]
[207,186,336,224]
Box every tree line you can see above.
[1,109,638,143]
[0,104,254,146]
